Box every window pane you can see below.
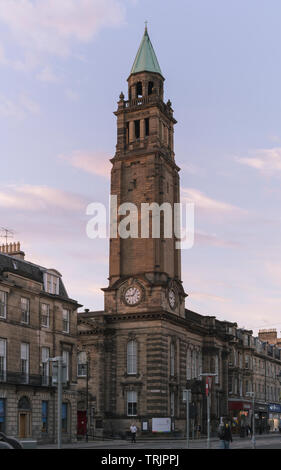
[62,403,68,432]
[77,352,87,377]
[0,292,7,318]
[42,401,48,433]
[127,391,137,416]
[0,340,6,382]
[41,304,49,327]
[63,310,70,332]
[127,341,137,375]
[21,298,30,323]
[186,350,191,380]
[170,343,175,376]
[0,399,5,432]
[63,351,69,381]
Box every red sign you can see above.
[206,377,212,396]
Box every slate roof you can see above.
[0,252,69,300]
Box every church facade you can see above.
[77,27,234,438]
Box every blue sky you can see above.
[1,0,281,334]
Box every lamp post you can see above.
[200,373,217,449]
[86,358,89,442]
[48,356,65,449]
[183,389,191,449]
[246,391,256,449]
[277,371,281,432]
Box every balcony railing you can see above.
[0,370,54,387]
[122,95,172,116]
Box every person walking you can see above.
[218,421,233,449]
[130,423,137,443]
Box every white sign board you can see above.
[183,390,192,402]
[152,418,171,433]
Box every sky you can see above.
[1,0,281,336]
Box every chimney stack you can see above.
[0,242,25,260]
[258,329,277,344]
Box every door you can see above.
[77,411,87,436]
[19,413,27,438]
[19,413,30,438]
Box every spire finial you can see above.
[145,20,148,33]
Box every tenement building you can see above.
[0,243,81,443]
[227,326,281,434]
[77,26,236,438]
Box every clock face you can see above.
[168,289,176,309]
[124,286,142,306]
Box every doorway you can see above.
[18,396,32,438]
[19,412,31,438]
[77,410,87,436]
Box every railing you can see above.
[124,95,157,108]
[123,95,172,115]
[0,370,54,387]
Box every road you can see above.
[37,433,281,450]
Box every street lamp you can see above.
[48,356,66,449]
[183,389,191,449]
[277,372,281,431]
[86,358,89,442]
[246,391,256,449]
[200,373,217,449]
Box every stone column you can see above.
[140,119,145,140]
[129,121,134,143]
[164,126,168,145]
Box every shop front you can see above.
[228,400,252,435]
[254,403,268,434]
[268,403,281,432]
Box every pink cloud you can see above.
[0,0,126,59]
[59,150,111,178]
[195,231,240,248]
[181,188,245,214]
[236,147,281,174]
[0,184,86,211]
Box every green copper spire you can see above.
[130,25,163,76]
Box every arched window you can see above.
[18,396,31,411]
[170,343,175,377]
[127,341,137,375]
[148,81,154,95]
[186,349,191,380]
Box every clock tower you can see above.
[78,27,230,439]
[103,26,187,317]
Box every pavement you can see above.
[36,433,281,449]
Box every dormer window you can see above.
[43,272,60,295]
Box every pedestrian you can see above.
[130,423,137,443]
[248,424,252,438]
[218,421,233,449]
